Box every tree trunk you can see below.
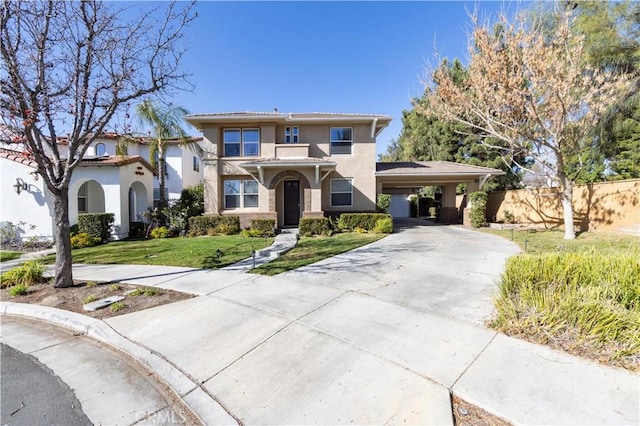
[53,187,74,287]
[158,144,167,226]
[560,175,576,240]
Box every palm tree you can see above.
[134,100,198,224]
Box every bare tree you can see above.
[1,0,196,287]
[420,6,631,239]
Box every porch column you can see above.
[440,183,460,224]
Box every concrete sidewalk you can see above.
[1,224,638,425]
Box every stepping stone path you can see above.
[83,296,125,312]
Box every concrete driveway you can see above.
[98,221,520,424]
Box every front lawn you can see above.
[43,235,274,269]
[0,251,23,262]
[484,228,640,371]
[251,233,386,276]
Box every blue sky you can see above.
[160,1,523,157]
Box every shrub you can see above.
[150,226,171,239]
[299,217,333,236]
[373,217,394,234]
[376,194,391,214]
[77,213,114,242]
[468,191,488,228]
[337,213,392,232]
[9,284,29,297]
[503,210,515,224]
[83,294,97,304]
[1,261,46,288]
[71,233,101,249]
[242,229,265,238]
[494,249,640,366]
[110,301,125,312]
[188,215,240,236]
[250,219,276,237]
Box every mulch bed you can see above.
[0,280,193,320]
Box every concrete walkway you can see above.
[1,221,638,425]
[222,228,298,271]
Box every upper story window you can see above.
[330,127,352,155]
[224,128,260,157]
[285,126,299,143]
[95,143,106,156]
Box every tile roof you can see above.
[376,161,505,176]
[0,148,38,169]
[240,158,337,167]
[0,148,157,175]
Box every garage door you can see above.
[389,194,410,218]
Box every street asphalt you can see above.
[1,219,638,425]
[1,342,91,425]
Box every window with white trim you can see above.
[224,128,260,157]
[78,182,88,213]
[330,127,352,155]
[285,126,299,143]
[95,143,106,156]
[224,179,259,209]
[330,178,353,207]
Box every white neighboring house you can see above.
[1,147,156,241]
[72,134,204,207]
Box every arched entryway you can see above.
[76,180,106,214]
[128,181,149,223]
[268,170,311,227]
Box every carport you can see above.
[375,161,505,225]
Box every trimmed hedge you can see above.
[70,233,101,249]
[469,191,488,228]
[77,213,114,242]
[373,217,394,234]
[299,217,333,236]
[188,215,240,236]
[250,219,276,236]
[337,213,392,232]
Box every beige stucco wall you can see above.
[486,179,640,234]
[199,120,378,218]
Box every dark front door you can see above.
[283,180,300,227]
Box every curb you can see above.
[0,301,238,426]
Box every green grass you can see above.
[251,233,386,276]
[480,228,639,254]
[0,251,23,262]
[486,228,640,370]
[41,235,274,269]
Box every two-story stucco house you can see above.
[184,111,507,229]
[184,112,392,228]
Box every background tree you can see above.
[0,0,196,287]
[421,6,631,239]
[531,0,640,182]
[381,59,528,192]
[120,99,199,224]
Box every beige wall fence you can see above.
[486,179,640,235]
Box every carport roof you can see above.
[376,161,505,176]
[376,161,505,190]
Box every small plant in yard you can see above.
[83,294,97,304]
[110,301,125,312]
[373,217,394,234]
[110,283,121,292]
[1,261,46,288]
[150,226,171,239]
[86,281,97,287]
[9,283,29,297]
[131,287,159,297]
[71,232,100,249]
